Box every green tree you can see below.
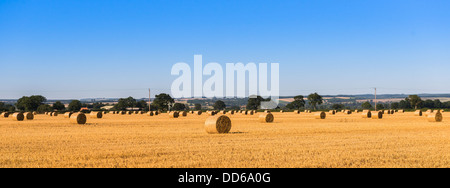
[376,103,385,110]
[53,101,66,111]
[68,100,82,111]
[331,104,345,110]
[135,100,149,111]
[16,95,47,111]
[152,93,175,111]
[115,97,137,110]
[408,95,423,109]
[213,100,226,110]
[391,102,400,109]
[194,103,202,111]
[37,104,53,113]
[362,101,372,109]
[286,95,306,110]
[246,95,268,110]
[172,103,186,111]
[307,93,323,110]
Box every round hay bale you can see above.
[249,111,254,115]
[1,112,9,118]
[207,111,216,116]
[230,110,235,115]
[372,111,383,119]
[259,113,274,123]
[90,111,103,119]
[329,110,336,115]
[204,115,232,134]
[147,111,154,116]
[127,111,132,115]
[362,110,372,118]
[64,112,73,118]
[390,110,395,114]
[181,111,188,117]
[32,111,37,115]
[398,109,404,113]
[195,111,203,115]
[293,110,300,114]
[354,110,360,113]
[169,111,179,118]
[134,111,139,114]
[70,113,87,125]
[23,112,34,120]
[427,112,443,122]
[12,112,25,121]
[51,112,58,117]
[343,110,352,115]
[315,112,326,119]
[191,111,194,114]
[414,110,423,116]
[280,110,284,113]
[264,110,271,114]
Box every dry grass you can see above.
[0,112,449,168]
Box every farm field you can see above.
[0,112,449,168]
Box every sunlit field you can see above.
[0,112,449,168]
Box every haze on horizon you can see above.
[1,0,449,99]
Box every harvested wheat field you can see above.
[0,112,449,168]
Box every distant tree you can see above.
[391,102,400,109]
[16,95,47,111]
[399,98,412,109]
[52,101,66,111]
[152,93,175,111]
[135,100,148,111]
[286,95,306,110]
[185,104,190,111]
[194,103,202,111]
[213,100,226,110]
[307,93,323,110]
[37,104,53,113]
[229,106,241,110]
[434,99,442,109]
[92,102,106,110]
[246,96,268,110]
[331,104,345,110]
[9,106,16,112]
[408,95,423,109]
[68,100,82,111]
[362,101,372,109]
[423,99,434,109]
[376,103,385,110]
[115,97,137,110]
[172,103,186,111]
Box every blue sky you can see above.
[1,0,449,99]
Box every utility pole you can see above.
[374,88,377,111]
[148,88,152,111]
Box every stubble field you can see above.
[0,112,449,168]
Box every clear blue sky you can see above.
[1,0,449,99]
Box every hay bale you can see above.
[249,111,254,115]
[70,113,87,125]
[147,111,154,116]
[280,110,284,113]
[390,110,395,115]
[427,112,443,122]
[304,110,311,113]
[343,110,352,115]
[64,112,73,118]
[1,112,9,118]
[90,111,103,119]
[134,111,139,114]
[204,115,232,134]
[230,110,235,115]
[259,113,274,123]
[195,111,203,115]
[398,109,404,113]
[51,112,58,117]
[354,110,360,113]
[32,111,37,115]
[294,110,300,114]
[23,112,34,120]
[12,112,25,121]
[362,110,372,118]
[329,110,336,115]
[372,111,383,119]
[414,110,423,116]
[315,112,326,119]
[169,111,179,118]
[181,111,188,117]
[127,111,132,115]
